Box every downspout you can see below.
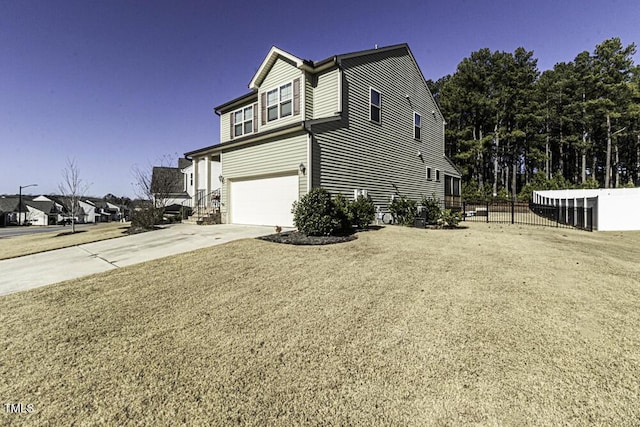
[303,121,313,194]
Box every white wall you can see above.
[533,188,640,231]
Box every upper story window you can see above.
[426,167,432,181]
[267,82,292,122]
[233,106,254,137]
[435,169,441,182]
[370,88,381,123]
[414,112,421,140]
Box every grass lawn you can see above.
[1,223,639,425]
[0,222,131,260]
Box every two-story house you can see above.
[185,43,461,227]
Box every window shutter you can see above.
[261,93,266,125]
[253,103,258,133]
[293,78,300,116]
[230,112,234,139]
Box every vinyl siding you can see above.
[305,72,313,120]
[259,57,303,132]
[220,132,308,222]
[219,102,256,144]
[313,68,340,119]
[312,49,458,209]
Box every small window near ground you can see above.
[370,88,381,123]
[426,167,432,181]
[414,112,421,139]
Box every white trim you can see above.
[337,69,343,114]
[265,81,293,123]
[426,166,432,181]
[232,105,254,138]
[249,46,304,90]
[307,133,312,194]
[414,111,421,140]
[369,87,381,123]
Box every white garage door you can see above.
[230,175,299,226]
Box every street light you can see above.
[18,184,38,226]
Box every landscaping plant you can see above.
[389,196,417,226]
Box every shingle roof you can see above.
[0,197,20,213]
[24,200,56,214]
[151,167,184,195]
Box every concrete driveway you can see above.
[0,224,277,296]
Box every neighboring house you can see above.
[33,195,67,223]
[185,43,461,227]
[24,200,59,226]
[0,197,20,226]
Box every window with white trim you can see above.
[414,112,421,139]
[436,169,441,182]
[370,88,381,123]
[267,82,292,122]
[233,106,254,137]
[426,167,432,181]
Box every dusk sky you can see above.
[2,0,638,198]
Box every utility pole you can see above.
[18,184,38,225]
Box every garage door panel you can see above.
[230,175,298,226]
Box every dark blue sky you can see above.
[2,0,638,197]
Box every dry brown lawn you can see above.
[0,222,130,260]
[1,223,639,426]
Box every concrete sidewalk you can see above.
[0,224,276,296]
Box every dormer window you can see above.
[267,82,292,122]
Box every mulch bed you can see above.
[258,230,357,245]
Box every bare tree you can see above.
[131,154,181,229]
[58,158,90,233]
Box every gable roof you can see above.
[178,157,192,170]
[151,166,185,195]
[0,197,19,213]
[249,46,306,90]
[24,200,56,214]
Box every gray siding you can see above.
[311,49,458,210]
[220,132,308,222]
[259,57,304,133]
[304,72,313,119]
[313,68,340,119]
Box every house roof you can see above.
[151,166,184,195]
[0,197,19,213]
[178,157,192,170]
[24,200,56,214]
[248,46,306,90]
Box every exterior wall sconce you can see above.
[299,163,306,174]
[218,175,225,183]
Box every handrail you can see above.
[193,188,220,221]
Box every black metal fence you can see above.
[454,200,593,231]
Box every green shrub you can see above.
[389,196,417,226]
[420,194,442,224]
[292,188,348,236]
[439,209,463,227]
[349,195,375,229]
[332,194,354,234]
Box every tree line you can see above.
[428,37,639,201]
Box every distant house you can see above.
[24,200,59,226]
[151,158,202,212]
[0,197,19,226]
[184,43,461,226]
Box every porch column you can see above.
[205,155,212,202]
[193,157,199,207]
